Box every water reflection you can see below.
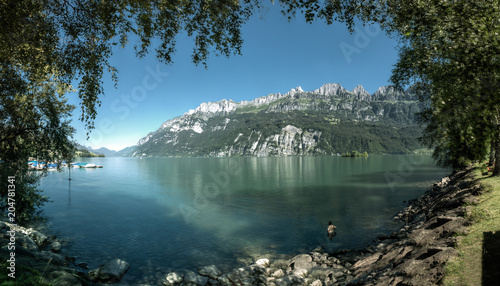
[67,179,71,208]
[132,155,448,255]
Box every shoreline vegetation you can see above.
[1,165,497,285]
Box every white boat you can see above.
[84,163,96,168]
[46,163,58,171]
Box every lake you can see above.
[39,155,448,284]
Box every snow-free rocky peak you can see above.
[285,86,304,96]
[351,84,370,99]
[188,99,237,116]
[313,83,348,96]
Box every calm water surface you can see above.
[39,155,448,284]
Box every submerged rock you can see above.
[88,258,129,283]
[226,267,254,284]
[183,270,209,285]
[216,274,231,285]
[198,265,222,280]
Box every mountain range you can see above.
[119,83,423,157]
[75,144,118,157]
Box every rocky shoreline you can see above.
[1,167,480,285]
[0,218,132,285]
[0,219,88,285]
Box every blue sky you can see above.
[69,5,400,151]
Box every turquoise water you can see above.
[39,155,448,284]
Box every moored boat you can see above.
[47,163,58,171]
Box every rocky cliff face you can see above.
[125,83,422,157]
[198,125,323,157]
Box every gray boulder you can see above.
[271,269,285,278]
[291,268,308,278]
[88,258,129,283]
[274,276,293,286]
[250,264,267,275]
[216,274,231,286]
[290,254,316,271]
[29,230,49,248]
[226,267,254,284]
[183,270,209,285]
[308,267,343,281]
[255,258,270,267]
[164,271,184,285]
[270,259,289,270]
[51,241,62,253]
[310,279,322,286]
[15,232,39,252]
[198,265,222,279]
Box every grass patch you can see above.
[443,167,500,286]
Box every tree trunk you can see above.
[493,133,500,176]
[489,138,496,166]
